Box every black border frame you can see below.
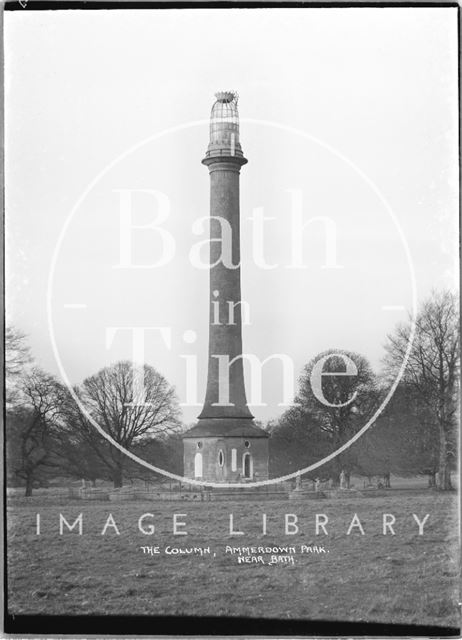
[3,1,460,636]
[2,1,461,8]
[3,614,461,635]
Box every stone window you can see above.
[243,452,252,478]
[218,450,225,467]
[244,440,250,448]
[231,448,237,471]
[194,452,203,478]
[197,441,203,449]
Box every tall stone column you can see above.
[197,91,253,427]
[182,92,269,483]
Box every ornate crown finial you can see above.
[214,90,237,103]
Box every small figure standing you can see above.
[340,469,346,489]
[315,478,320,493]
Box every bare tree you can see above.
[62,361,180,487]
[5,327,32,377]
[5,326,32,406]
[7,369,65,496]
[52,424,107,486]
[384,290,459,490]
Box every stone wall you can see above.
[184,436,269,482]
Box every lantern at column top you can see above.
[204,90,246,162]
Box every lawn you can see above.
[6,491,460,628]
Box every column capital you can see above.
[202,154,248,172]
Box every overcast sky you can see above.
[5,7,458,423]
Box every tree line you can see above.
[6,340,182,494]
[270,290,459,491]
[5,289,459,494]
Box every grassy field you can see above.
[6,492,460,628]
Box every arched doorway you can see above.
[242,452,253,479]
[194,452,203,478]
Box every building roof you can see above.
[182,419,270,439]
